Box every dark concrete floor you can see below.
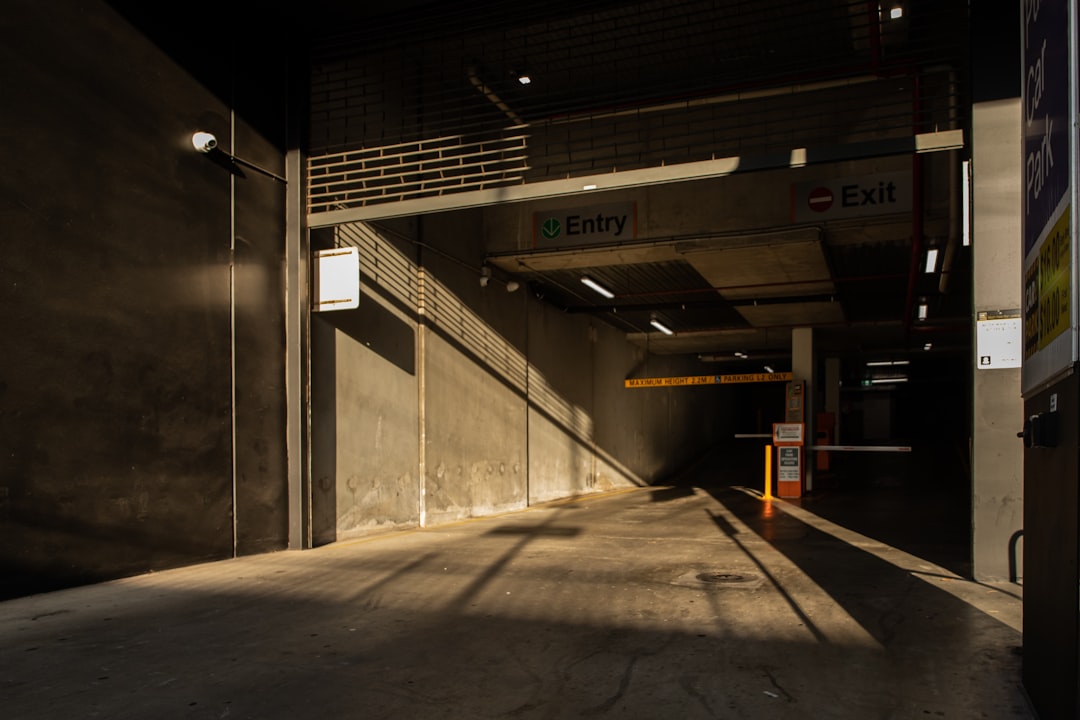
[1,464,1030,719]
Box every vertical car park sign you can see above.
[1021,0,1077,394]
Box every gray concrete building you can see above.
[1,1,1068,716]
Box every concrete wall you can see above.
[1,1,289,597]
[310,207,731,539]
[970,98,1023,581]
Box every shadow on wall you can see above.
[312,219,743,540]
[311,315,338,546]
[316,296,416,377]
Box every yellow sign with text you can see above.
[1039,208,1071,350]
[625,372,792,388]
[1025,207,1071,358]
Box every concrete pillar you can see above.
[971,98,1023,582]
[792,327,815,492]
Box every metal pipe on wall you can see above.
[285,148,312,550]
[230,110,239,556]
[416,222,428,528]
[903,68,925,338]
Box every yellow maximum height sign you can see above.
[624,372,792,388]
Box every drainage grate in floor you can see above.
[696,572,755,585]
[671,569,764,590]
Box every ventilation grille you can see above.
[308,0,968,217]
[309,129,530,213]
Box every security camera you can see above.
[192,131,218,153]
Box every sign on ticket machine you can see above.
[772,422,805,499]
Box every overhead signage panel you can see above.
[533,202,637,247]
[624,372,792,388]
[791,172,911,223]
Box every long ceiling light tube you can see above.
[581,275,615,298]
[649,319,674,335]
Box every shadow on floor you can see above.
[672,442,972,578]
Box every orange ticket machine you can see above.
[772,422,805,498]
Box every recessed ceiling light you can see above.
[925,248,939,273]
[962,160,971,246]
[650,319,674,335]
[581,276,614,299]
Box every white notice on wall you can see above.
[976,317,1021,369]
[314,247,360,311]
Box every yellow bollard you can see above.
[763,444,773,500]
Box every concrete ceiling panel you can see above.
[736,300,846,327]
[684,239,836,300]
[626,327,792,355]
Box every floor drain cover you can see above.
[696,572,753,584]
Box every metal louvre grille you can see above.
[308,0,967,215]
[309,129,529,213]
[418,268,530,394]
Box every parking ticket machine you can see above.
[772,421,804,498]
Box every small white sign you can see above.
[314,247,360,311]
[772,423,805,445]
[976,317,1022,369]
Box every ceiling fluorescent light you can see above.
[764,365,775,373]
[517,73,532,85]
[581,276,615,299]
[650,319,674,335]
[866,360,910,367]
[917,303,928,321]
[925,248,939,273]
[583,184,598,190]
[924,343,933,351]
[890,6,903,19]
[871,376,908,384]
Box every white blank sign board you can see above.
[314,247,359,311]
